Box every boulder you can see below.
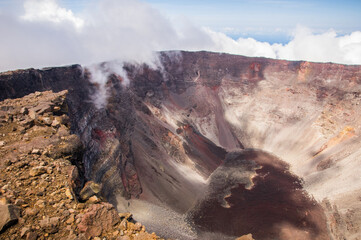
[79,181,101,201]
[0,204,19,232]
[77,202,120,238]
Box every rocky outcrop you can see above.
[0,90,162,240]
[0,65,83,101]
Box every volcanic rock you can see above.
[29,166,47,177]
[0,90,162,240]
[0,204,19,232]
[77,202,119,237]
[79,181,101,201]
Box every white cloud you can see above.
[204,29,278,59]
[273,26,361,64]
[202,26,361,65]
[81,0,178,64]
[0,0,360,73]
[22,0,84,29]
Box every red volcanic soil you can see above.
[188,149,330,240]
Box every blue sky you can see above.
[144,0,361,43]
[1,0,360,43]
[0,0,360,71]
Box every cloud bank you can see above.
[0,0,360,72]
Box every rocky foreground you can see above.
[0,90,163,240]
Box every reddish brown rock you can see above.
[77,202,120,238]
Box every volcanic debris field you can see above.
[0,90,163,240]
[0,51,361,240]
